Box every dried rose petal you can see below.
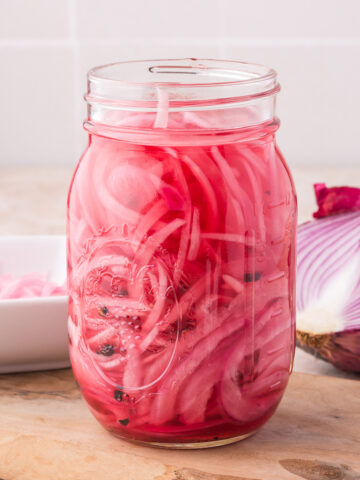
[313,183,360,218]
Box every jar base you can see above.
[117,431,256,450]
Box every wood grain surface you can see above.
[0,369,359,480]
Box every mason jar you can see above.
[67,58,297,448]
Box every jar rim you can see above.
[86,58,279,108]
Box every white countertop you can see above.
[1,165,359,379]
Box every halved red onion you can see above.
[296,184,360,372]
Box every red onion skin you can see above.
[297,329,360,373]
[313,183,360,218]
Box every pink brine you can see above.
[67,59,297,448]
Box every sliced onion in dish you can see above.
[0,273,66,299]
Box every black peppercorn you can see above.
[244,272,261,282]
[98,344,114,356]
[114,389,124,402]
[119,418,129,426]
[98,305,109,317]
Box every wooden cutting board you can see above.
[0,369,359,480]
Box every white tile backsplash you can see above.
[76,0,221,40]
[220,0,360,39]
[222,44,360,166]
[0,47,76,165]
[0,0,69,40]
[0,0,359,167]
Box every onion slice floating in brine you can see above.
[296,183,360,372]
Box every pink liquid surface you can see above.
[67,122,296,445]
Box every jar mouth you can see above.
[86,58,279,108]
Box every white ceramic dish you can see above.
[0,235,69,373]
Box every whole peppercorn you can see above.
[244,272,261,282]
[119,418,129,426]
[114,389,124,402]
[98,344,114,357]
[98,305,109,317]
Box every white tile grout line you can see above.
[0,39,73,47]
[217,0,227,58]
[2,37,360,48]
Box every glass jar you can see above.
[67,59,297,449]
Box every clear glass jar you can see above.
[67,59,297,449]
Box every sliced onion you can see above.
[68,105,295,436]
[0,273,66,299]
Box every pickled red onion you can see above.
[68,102,296,443]
[0,273,66,299]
